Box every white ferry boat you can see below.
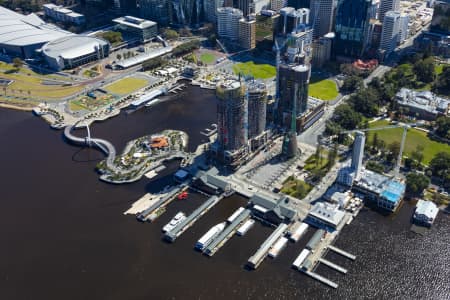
[195,222,226,251]
[162,212,186,233]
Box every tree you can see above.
[342,75,364,92]
[327,142,338,170]
[116,54,122,60]
[411,145,425,166]
[331,104,363,130]
[434,66,450,95]
[162,29,179,40]
[315,144,322,167]
[349,88,379,117]
[387,141,401,163]
[429,152,450,187]
[413,57,435,83]
[434,116,450,139]
[406,173,430,196]
[12,57,23,69]
[372,132,379,149]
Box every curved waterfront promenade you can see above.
[64,123,117,171]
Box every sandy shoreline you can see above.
[0,102,34,112]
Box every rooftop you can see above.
[0,6,71,47]
[113,16,157,29]
[396,88,450,114]
[42,35,108,60]
[415,199,439,218]
[308,202,346,227]
[355,169,405,204]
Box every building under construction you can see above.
[277,55,310,130]
[247,80,269,151]
[212,80,249,167]
[211,79,270,168]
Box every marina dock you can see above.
[126,185,188,221]
[165,195,223,242]
[328,245,356,260]
[302,270,338,289]
[203,209,251,256]
[247,223,288,269]
[318,258,348,274]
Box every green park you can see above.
[308,77,339,100]
[368,120,450,165]
[232,61,276,79]
[104,77,149,95]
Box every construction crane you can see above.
[332,124,413,178]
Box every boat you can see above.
[162,212,186,233]
[292,249,311,269]
[289,223,309,242]
[195,222,226,251]
[268,237,288,258]
[237,219,255,236]
[227,207,244,223]
[145,98,160,107]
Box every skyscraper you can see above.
[379,10,401,55]
[378,0,399,23]
[278,7,310,36]
[238,0,255,16]
[281,83,299,158]
[334,0,372,58]
[277,57,310,128]
[247,80,267,139]
[271,0,288,11]
[171,0,203,25]
[288,0,310,8]
[351,131,365,180]
[309,0,336,38]
[204,0,224,23]
[216,80,248,152]
[239,17,257,49]
[217,7,243,41]
[140,0,170,25]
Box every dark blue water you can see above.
[0,84,448,299]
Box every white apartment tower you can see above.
[351,131,366,180]
[217,7,244,41]
[378,0,399,22]
[380,10,401,55]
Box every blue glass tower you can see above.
[333,0,372,58]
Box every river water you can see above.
[0,84,448,300]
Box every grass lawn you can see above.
[232,61,276,79]
[199,53,216,64]
[309,79,339,100]
[104,77,149,95]
[281,177,312,200]
[368,120,450,165]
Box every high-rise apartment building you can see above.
[379,10,400,55]
[312,33,333,67]
[309,0,336,38]
[204,0,225,23]
[247,81,267,139]
[277,59,310,128]
[238,0,256,16]
[334,0,372,58]
[378,0,399,23]
[398,13,409,43]
[278,7,310,36]
[271,0,288,11]
[171,0,203,25]
[217,7,244,41]
[216,80,248,152]
[239,17,257,49]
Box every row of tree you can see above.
[171,40,200,57]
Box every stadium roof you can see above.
[0,6,70,47]
[42,36,109,60]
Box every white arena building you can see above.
[41,35,110,70]
[0,6,70,58]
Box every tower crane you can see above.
[331,123,413,178]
